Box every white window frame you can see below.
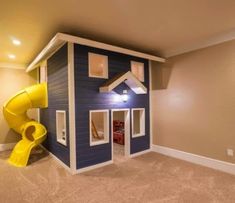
[131,108,145,138]
[40,60,47,83]
[89,109,110,146]
[56,110,67,146]
[88,52,108,79]
[131,61,145,82]
[111,109,130,158]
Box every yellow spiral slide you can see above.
[3,83,48,167]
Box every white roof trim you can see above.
[26,34,66,72]
[26,33,165,72]
[100,71,147,94]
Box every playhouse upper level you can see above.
[26,33,165,73]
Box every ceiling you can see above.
[1,0,235,67]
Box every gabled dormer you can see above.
[99,71,147,94]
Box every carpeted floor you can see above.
[113,143,128,163]
[0,148,235,203]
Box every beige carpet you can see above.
[113,143,128,163]
[0,148,235,203]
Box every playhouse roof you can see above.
[99,71,147,94]
[26,33,165,72]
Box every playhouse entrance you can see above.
[111,109,130,162]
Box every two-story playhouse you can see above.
[26,33,165,174]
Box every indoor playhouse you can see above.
[3,33,164,174]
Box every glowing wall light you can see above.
[112,93,122,102]
[8,54,16,59]
[12,39,21,46]
[121,90,128,102]
[111,90,128,103]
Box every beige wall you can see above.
[152,40,235,164]
[0,68,38,144]
[113,111,125,122]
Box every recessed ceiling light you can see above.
[12,39,21,46]
[8,54,16,59]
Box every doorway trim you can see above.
[111,109,130,161]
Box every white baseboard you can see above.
[75,148,152,174]
[152,145,235,176]
[75,160,113,174]
[0,142,17,152]
[129,148,151,158]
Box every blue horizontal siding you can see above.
[74,45,150,169]
[40,44,70,166]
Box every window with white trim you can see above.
[56,110,67,146]
[131,61,145,82]
[90,110,109,146]
[88,53,108,78]
[132,108,145,137]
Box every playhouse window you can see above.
[90,110,109,146]
[56,110,67,146]
[132,108,145,137]
[131,61,145,82]
[89,53,108,78]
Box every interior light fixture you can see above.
[122,90,128,102]
[12,38,21,46]
[8,54,16,59]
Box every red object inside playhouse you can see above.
[113,120,125,145]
